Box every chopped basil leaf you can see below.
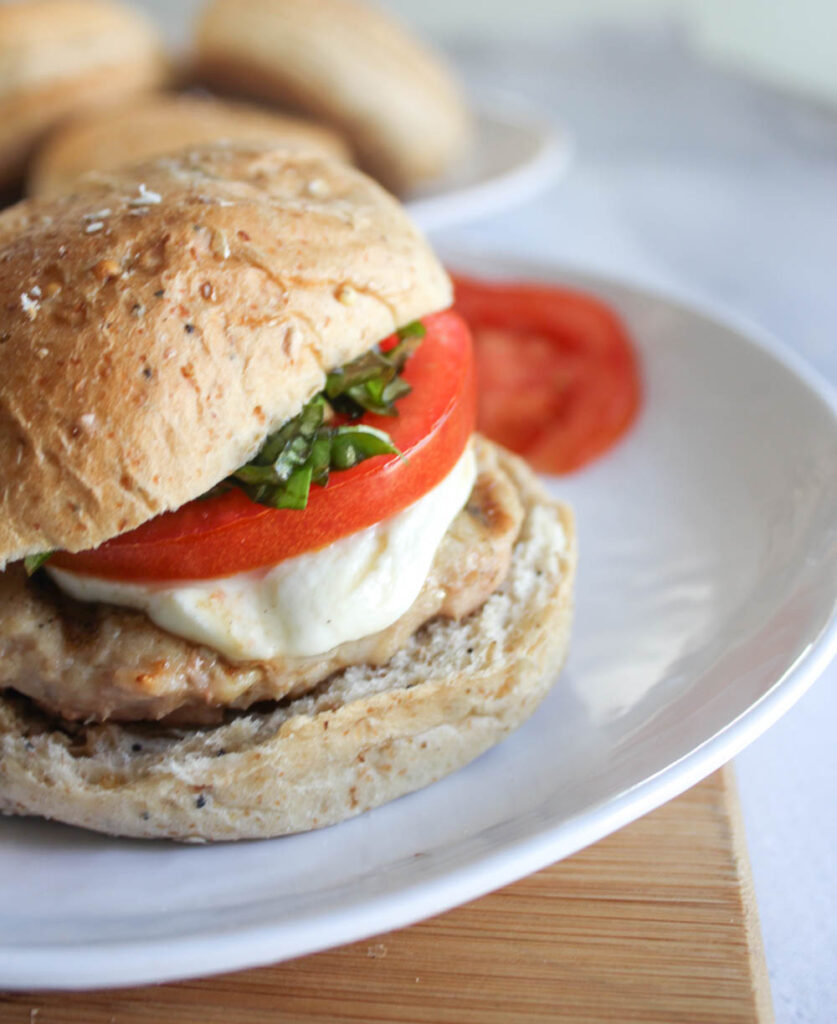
[395,320,427,342]
[324,320,425,419]
[24,551,53,575]
[219,325,420,511]
[271,462,314,510]
[308,432,333,487]
[330,425,398,470]
[244,395,326,480]
[231,417,399,510]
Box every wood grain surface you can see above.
[0,766,772,1023]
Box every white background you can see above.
[115,3,837,1019]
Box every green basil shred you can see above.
[212,320,425,511]
[24,551,53,575]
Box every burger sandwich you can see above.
[0,143,575,840]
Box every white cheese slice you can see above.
[47,443,477,661]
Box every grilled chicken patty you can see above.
[0,439,523,724]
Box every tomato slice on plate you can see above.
[52,310,476,582]
[453,274,641,474]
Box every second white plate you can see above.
[405,97,572,232]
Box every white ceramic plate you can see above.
[2,258,835,992]
[405,97,572,232]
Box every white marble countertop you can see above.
[437,27,836,1022]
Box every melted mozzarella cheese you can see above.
[48,444,477,661]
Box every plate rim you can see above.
[3,260,836,991]
[404,92,574,233]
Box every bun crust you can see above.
[195,0,471,193]
[0,142,451,567]
[29,93,353,197]
[0,0,167,189]
[0,445,576,840]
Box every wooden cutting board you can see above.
[0,765,772,1023]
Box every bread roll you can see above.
[195,0,472,193]
[0,142,451,567]
[0,0,167,190]
[30,93,353,197]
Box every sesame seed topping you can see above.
[197,194,234,207]
[20,292,40,319]
[128,183,162,206]
[84,209,111,221]
[336,285,357,306]
[79,413,96,429]
[92,259,121,282]
[210,229,230,260]
[85,221,104,234]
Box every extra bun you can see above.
[0,142,451,567]
[30,93,353,197]
[0,0,167,190]
[195,0,472,194]
[0,445,576,841]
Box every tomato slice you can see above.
[453,274,641,474]
[52,310,476,582]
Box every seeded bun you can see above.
[0,142,451,568]
[29,93,353,197]
[0,0,167,191]
[0,445,575,841]
[195,0,472,194]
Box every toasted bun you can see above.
[29,93,353,197]
[0,445,576,841]
[0,0,167,189]
[0,142,451,568]
[195,0,472,193]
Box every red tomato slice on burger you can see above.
[453,274,641,474]
[52,310,477,582]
